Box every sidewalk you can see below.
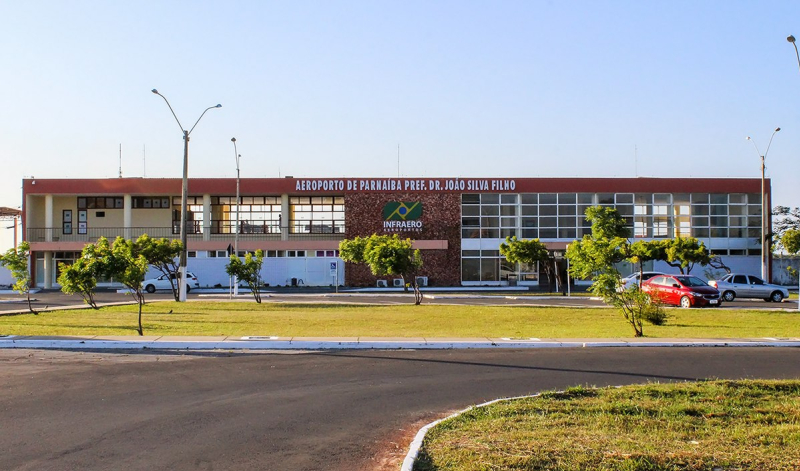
[2,335,800,350]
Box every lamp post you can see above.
[231,137,241,297]
[746,127,780,281]
[788,36,800,74]
[152,89,221,302]
[788,35,800,310]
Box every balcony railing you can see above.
[26,225,346,243]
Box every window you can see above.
[78,196,123,209]
[211,196,281,234]
[289,196,345,233]
[133,197,170,209]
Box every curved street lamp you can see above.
[231,137,241,297]
[152,89,221,302]
[788,36,800,74]
[746,127,780,281]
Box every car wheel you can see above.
[680,296,692,309]
[722,291,735,302]
[145,284,156,294]
[770,291,784,303]
[186,285,191,293]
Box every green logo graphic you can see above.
[383,202,422,221]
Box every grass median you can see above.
[1,301,800,337]
[414,380,800,471]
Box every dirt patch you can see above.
[363,411,459,471]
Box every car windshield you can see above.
[676,276,708,287]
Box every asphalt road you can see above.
[2,347,800,471]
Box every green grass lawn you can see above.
[2,301,800,338]
[414,380,800,471]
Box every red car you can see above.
[641,274,721,308]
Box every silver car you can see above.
[708,273,789,302]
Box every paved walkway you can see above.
[2,335,800,350]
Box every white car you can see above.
[618,271,664,292]
[708,273,789,302]
[142,272,200,294]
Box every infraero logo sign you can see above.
[382,202,423,231]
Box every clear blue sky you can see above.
[2,0,799,250]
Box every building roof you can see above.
[0,207,21,219]
[21,176,766,196]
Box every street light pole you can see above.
[746,127,780,281]
[231,137,240,297]
[152,89,221,302]
[788,35,800,310]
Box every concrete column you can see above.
[281,194,290,241]
[45,194,53,242]
[43,251,53,289]
[25,194,34,242]
[203,194,211,241]
[123,194,132,240]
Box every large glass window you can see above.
[289,196,344,233]
[171,196,203,234]
[210,196,281,234]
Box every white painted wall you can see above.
[166,257,345,288]
[0,266,12,287]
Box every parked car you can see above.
[708,273,789,303]
[142,272,200,294]
[618,271,664,291]
[641,274,721,308]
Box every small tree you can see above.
[57,238,113,309]
[135,235,183,301]
[659,237,711,274]
[226,250,265,303]
[340,234,424,304]
[0,242,36,314]
[567,206,665,337]
[109,237,150,335]
[499,236,555,290]
[58,257,101,309]
[781,229,800,284]
[628,240,663,286]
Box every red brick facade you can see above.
[343,193,461,287]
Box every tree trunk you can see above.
[26,289,37,315]
[413,280,422,305]
[137,299,143,336]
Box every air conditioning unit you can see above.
[376,280,388,288]
[415,276,428,287]
[392,278,405,287]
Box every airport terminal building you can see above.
[21,176,768,288]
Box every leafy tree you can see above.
[627,240,663,286]
[567,206,665,337]
[339,234,424,304]
[134,235,183,301]
[226,250,265,303]
[0,242,36,314]
[659,237,711,274]
[107,237,150,335]
[780,229,800,282]
[772,206,800,252]
[58,257,101,309]
[338,236,368,264]
[499,236,558,291]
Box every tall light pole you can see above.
[788,35,800,309]
[231,137,241,297]
[152,89,221,302]
[746,127,780,281]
